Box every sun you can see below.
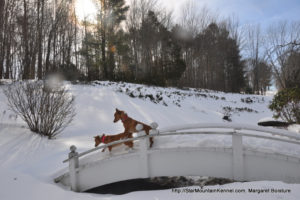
[75,0,98,22]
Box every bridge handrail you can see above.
[63,123,300,163]
[159,123,300,140]
[63,134,151,163]
[63,131,234,163]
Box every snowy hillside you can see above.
[1,81,300,200]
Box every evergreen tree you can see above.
[191,23,245,92]
[225,38,246,92]
[137,11,186,86]
[96,0,129,80]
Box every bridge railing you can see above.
[62,123,300,192]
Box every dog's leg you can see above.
[145,129,154,148]
[123,132,134,152]
[126,141,134,152]
[107,146,113,156]
[124,141,132,148]
[124,130,132,138]
[149,137,154,148]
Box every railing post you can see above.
[136,124,150,178]
[150,122,159,135]
[69,145,79,192]
[232,130,244,181]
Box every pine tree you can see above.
[96,0,129,80]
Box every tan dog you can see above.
[113,108,153,148]
[94,132,133,152]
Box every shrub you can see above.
[3,81,76,139]
[269,87,300,124]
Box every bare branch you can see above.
[3,81,76,139]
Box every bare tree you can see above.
[221,14,243,47]
[0,0,5,78]
[244,24,265,94]
[180,0,218,36]
[3,81,76,139]
[178,1,218,88]
[37,0,45,79]
[265,21,300,89]
[126,0,159,78]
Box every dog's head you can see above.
[94,134,105,147]
[113,108,127,123]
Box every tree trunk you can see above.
[0,0,5,78]
[4,32,11,79]
[37,0,44,79]
[22,0,30,79]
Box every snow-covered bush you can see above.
[269,87,300,124]
[3,81,75,139]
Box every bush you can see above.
[3,81,76,138]
[269,87,300,124]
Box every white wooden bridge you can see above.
[55,123,300,192]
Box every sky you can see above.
[160,0,300,27]
[75,0,300,28]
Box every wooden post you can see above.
[150,122,159,135]
[139,130,150,178]
[232,130,244,181]
[69,145,79,192]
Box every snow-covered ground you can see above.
[1,81,300,200]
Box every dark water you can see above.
[85,176,234,195]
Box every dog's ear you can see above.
[116,108,119,112]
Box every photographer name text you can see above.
[171,188,291,194]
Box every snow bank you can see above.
[1,167,300,200]
[288,124,300,133]
[1,81,300,200]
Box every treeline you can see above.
[80,0,245,92]
[0,0,300,94]
[0,0,79,80]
